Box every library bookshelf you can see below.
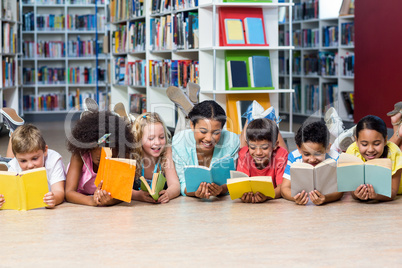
[21,0,109,114]
[279,0,354,123]
[0,0,20,124]
[110,0,295,135]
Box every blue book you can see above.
[244,17,265,45]
[184,156,235,193]
[337,153,392,197]
[227,61,248,88]
[248,56,273,88]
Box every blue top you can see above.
[172,129,240,195]
[283,148,340,180]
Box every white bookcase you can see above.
[109,0,294,134]
[0,0,20,123]
[21,0,108,114]
[279,0,355,123]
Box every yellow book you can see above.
[227,170,275,200]
[0,167,48,211]
[224,19,245,44]
[94,147,136,203]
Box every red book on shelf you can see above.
[219,7,268,47]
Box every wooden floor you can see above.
[2,194,402,267]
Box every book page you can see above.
[290,165,314,196]
[227,179,253,200]
[337,153,364,167]
[365,164,392,198]
[314,159,338,195]
[0,175,20,210]
[22,168,48,211]
[184,166,212,193]
[366,158,392,170]
[211,157,235,186]
[230,170,249,179]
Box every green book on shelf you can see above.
[225,50,274,91]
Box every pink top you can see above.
[75,152,97,195]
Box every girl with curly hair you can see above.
[65,111,135,206]
[131,112,180,203]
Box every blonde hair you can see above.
[132,112,171,179]
[11,124,47,155]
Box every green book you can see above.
[140,171,167,201]
[337,153,392,197]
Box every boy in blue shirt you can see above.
[281,121,343,205]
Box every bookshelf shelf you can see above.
[21,0,109,113]
[279,0,355,122]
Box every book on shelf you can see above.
[227,61,248,88]
[318,51,338,76]
[341,22,354,46]
[140,171,167,201]
[305,84,319,115]
[302,28,319,48]
[172,11,199,50]
[339,0,355,16]
[112,25,127,54]
[128,21,146,52]
[149,59,199,88]
[290,158,338,197]
[244,17,266,45]
[129,93,146,114]
[322,83,338,112]
[248,56,272,88]
[150,15,172,51]
[227,170,275,200]
[2,57,16,87]
[0,167,49,211]
[184,156,235,193]
[304,53,319,75]
[293,0,318,21]
[341,91,354,119]
[236,100,253,131]
[342,52,354,76]
[36,14,65,31]
[219,7,268,47]
[173,0,198,10]
[337,153,392,197]
[94,147,136,203]
[126,60,146,87]
[322,25,339,47]
[224,19,245,45]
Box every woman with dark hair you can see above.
[172,100,240,199]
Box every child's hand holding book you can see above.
[241,192,272,203]
[309,190,326,205]
[0,194,4,208]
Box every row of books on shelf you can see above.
[109,0,143,23]
[22,66,106,85]
[322,26,338,47]
[149,59,199,88]
[23,90,107,111]
[341,22,354,46]
[150,12,199,51]
[112,21,146,54]
[114,58,146,86]
[23,39,105,58]
[129,93,146,114]
[293,0,319,21]
[2,23,17,54]
[288,28,320,48]
[150,0,199,14]
[2,57,16,88]
[279,83,301,114]
[23,13,106,31]
[342,53,354,76]
[22,0,106,4]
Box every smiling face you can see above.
[191,119,223,155]
[141,122,166,159]
[15,146,48,171]
[356,129,386,161]
[248,139,278,169]
[297,142,328,166]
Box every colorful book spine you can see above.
[127,21,146,52]
[149,59,199,88]
[341,22,354,46]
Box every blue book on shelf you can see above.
[248,56,273,88]
[244,17,265,45]
[227,60,248,88]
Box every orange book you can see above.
[94,147,136,203]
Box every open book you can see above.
[290,158,338,197]
[227,170,275,200]
[140,171,167,201]
[337,153,392,197]
[184,156,235,193]
[0,167,48,211]
[94,147,136,203]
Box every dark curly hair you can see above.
[356,115,388,158]
[246,118,279,143]
[188,100,226,128]
[66,111,134,158]
[295,120,329,148]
